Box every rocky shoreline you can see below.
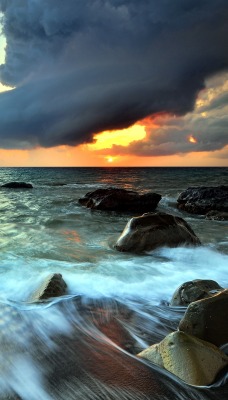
[27,273,228,387]
[1,181,228,396]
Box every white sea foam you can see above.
[0,167,227,399]
[0,245,227,305]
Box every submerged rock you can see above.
[1,181,33,189]
[170,279,223,306]
[114,212,201,253]
[78,187,161,212]
[179,289,228,347]
[29,273,67,301]
[177,185,228,215]
[205,210,228,221]
[138,331,228,386]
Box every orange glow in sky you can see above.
[88,124,146,151]
[188,135,197,144]
[86,122,146,164]
[0,143,227,167]
[106,156,114,163]
[0,118,226,167]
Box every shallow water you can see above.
[0,167,227,399]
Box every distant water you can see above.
[0,167,227,399]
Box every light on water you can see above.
[0,167,227,399]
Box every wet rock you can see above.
[179,289,228,347]
[205,210,228,221]
[1,181,33,189]
[114,212,201,253]
[138,331,228,386]
[0,297,227,399]
[40,298,201,399]
[29,273,67,301]
[177,185,228,215]
[170,279,223,306]
[78,187,161,213]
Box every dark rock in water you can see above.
[179,289,228,347]
[206,210,228,221]
[177,185,228,215]
[1,181,33,189]
[170,279,223,306]
[138,331,228,386]
[78,187,161,212]
[29,273,67,301]
[114,212,201,253]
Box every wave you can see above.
[0,296,227,400]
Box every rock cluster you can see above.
[79,185,228,222]
[177,185,228,216]
[79,187,161,213]
[115,212,201,253]
[138,279,228,386]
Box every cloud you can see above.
[109,73,228,156]
[0,0,227,149]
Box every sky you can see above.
[0,0,227,167]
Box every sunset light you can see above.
[0,3,227,397]
[189,135,197,144]
[88,124,146,151]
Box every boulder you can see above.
[170,279,223,306]
[114,212,201,253]
[1,181,33,189]
[205,210,228,221]
[138,331,228,386]
[179,289,228,347]
[177,185,228,215]
[29,273,67,301]
[78,187,161,213]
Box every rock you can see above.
[1,181,33,189]
[170,279,223,306]
[138,331,228,386]
[114,212,201,253]
[177,185,228,215]
[29,273,67,301]
[205,210,228,221]
[78,187,161,213]
[179,289,228,347]
[0,297,227,399]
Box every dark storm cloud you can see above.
[0,0,227,149]
[110,74,228,157]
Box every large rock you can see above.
[114,212,201,253]
[1,181,33,189]
[170,279,223,306]
[138,331,228,386]
[29,273,67,301]
[179,290,228,347]
[177,185,228,215]
[78,187,161,212]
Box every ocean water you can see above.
[0,167,227,400]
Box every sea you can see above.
[0,167,227,400]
